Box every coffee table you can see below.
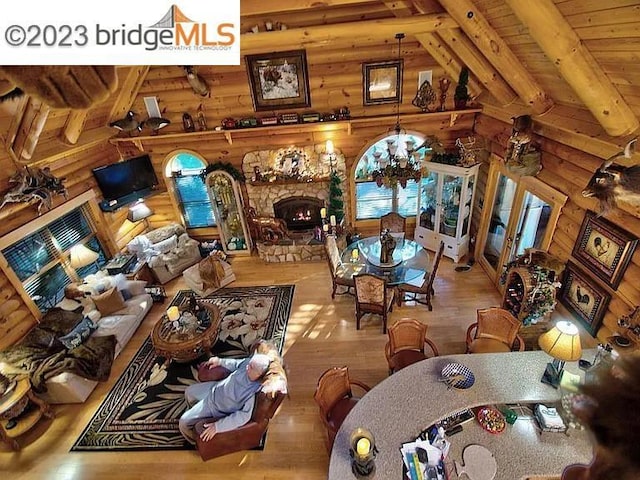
[151,302,221,364]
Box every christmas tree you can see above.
[328,170,344,221]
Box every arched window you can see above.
[354,132,429,220]
[166,152,216,228]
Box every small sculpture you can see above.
[504,115,542,177]
[109,110,142,135]
[438,77,451,112]
[379,229,396,264]
[182,112,196,133]
[183,66,210,97]
[196,104,208,131]
[142,116,171,135]
[412,80,437,112]
[246,207,290,243]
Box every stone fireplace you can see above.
[241,144,349,262]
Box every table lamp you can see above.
[69,244,100,270]
[127,201,153,223]
[349,427,377,477]
[538,320,582,388]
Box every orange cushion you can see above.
[91,287,126,316]
[469,337,512,353]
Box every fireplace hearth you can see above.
[273,197,323,231]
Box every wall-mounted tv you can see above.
[92,154,158,209]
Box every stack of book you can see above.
[401,435,448,480]
[534,404,567,433]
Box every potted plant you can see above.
[454,67,470,110]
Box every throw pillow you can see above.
[124,280,147,296]
[58,317,98,350]
[197,364,231,382]
[152,235,178,254]
[91,287,126,316]
[120,289,133,301]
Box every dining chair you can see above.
[385,318,440,374]
[324,235,355,299]
[379,212,406,234]
[354,273,395,333]
[396,240,445,311]
[314,366,371,452]
[466,307,525,353]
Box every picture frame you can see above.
[245,49,311,112]
[559,262,611,337]
[572,210,638,289]
[362,59,403,105]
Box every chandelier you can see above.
[370,33,432,189]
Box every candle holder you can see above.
[349,427,377,477]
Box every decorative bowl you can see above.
[441,362,475,390]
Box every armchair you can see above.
[385,318,439,374]
[466,307,525,353]
[126,223,201,284]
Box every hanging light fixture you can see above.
[370,33,440,189]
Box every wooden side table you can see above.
[0,378,53,450]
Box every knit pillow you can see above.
[58,317,97,350]
[91,287,126,316]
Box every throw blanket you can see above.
[0,308,116,392]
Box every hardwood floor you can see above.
[3,255,501,479]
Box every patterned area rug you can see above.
[71,285,294,452]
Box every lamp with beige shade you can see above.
[539,320,582,388]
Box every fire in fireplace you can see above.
[273,197,324,231]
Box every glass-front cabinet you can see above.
[415,162,480,262]
[205,171,252,255]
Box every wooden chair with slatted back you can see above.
[385,318,440,374]
[396,241,445,311]
[313,366,371,452]
[379,212,406,234]
[466,307,525,353]
[354,273,395,334]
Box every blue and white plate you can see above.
[441,362,475,389]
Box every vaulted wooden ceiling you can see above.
[1,0,639,176]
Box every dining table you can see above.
[338,236,432,286]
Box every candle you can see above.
[356,437,370,456]
[330,215,336,226]
[167,306,180,321]
[320,207,327,219]
[326,140,334,155]
[323,224,329,232]
[351,249,359,260]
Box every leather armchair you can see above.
[194,391,286,460]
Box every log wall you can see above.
[475,113,640,343]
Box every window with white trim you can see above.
[354,133,428,220]
[167,152,216,228]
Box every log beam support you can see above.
[436,0,554,115]
[61,110,89,145]
[505,0,638,137]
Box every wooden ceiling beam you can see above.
[11,98,49,163]
[241,0,376,16]
[505,0,638,137]
[61,110,88,145]
[439,29,517,107]
[436,0,554,115]
[109,66,150,122]
[240,13,457,53]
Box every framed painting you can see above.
[245,49,311,112]
[362,59,403,105]
[572,210,638,289]
[559,262,611,337]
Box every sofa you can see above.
[42,274,153,404]
[127,223,201,284]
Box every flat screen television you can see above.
[92,154,158,203]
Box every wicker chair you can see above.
[313,366,371,451]
[325,235,355,299]
[354,273,395,333]
[466,307,525,353]
[396,241,445,311]
[379,212,406,234]
[385,318,440,374]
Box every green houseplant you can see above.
[454,67,470,110]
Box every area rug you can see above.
[71,284,295,452]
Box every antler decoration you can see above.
[0,166,67,215]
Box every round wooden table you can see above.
[152,302,221,364]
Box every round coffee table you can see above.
[152,302,221,364]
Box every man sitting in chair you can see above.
[179,353,271,444]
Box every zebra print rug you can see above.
[71,285,294,451]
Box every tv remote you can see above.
[438,408,474,430]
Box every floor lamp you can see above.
[539,320,582,388]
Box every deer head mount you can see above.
[582,138,640,214]
[183,66,210,97]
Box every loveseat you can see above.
[43,274,153,403]
[127,223,201,284]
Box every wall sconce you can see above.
[349,427,377,477]
[538,320,582,388]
